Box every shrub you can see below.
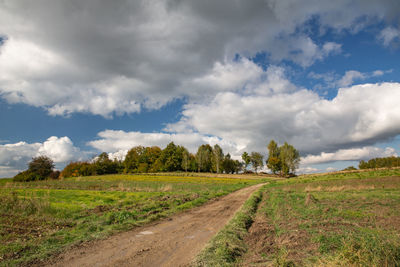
[49,170,61,179]
[61,161,95,178]
[13,170,41,182]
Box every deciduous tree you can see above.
[250,152,264,173]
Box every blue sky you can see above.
[1,0,400,177]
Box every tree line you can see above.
[359,156,400,169]
[13,140,301,181]
[60,142,245,178]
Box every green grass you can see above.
[0,174,266,266]
[238,169,400,266]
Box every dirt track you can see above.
[47,183,264,267]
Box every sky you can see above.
[1,0,400,177]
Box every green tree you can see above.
[250,152,264,173]
[212,144,224,173]
[181,147,190,172]
[28,155,54,179]
[124,146,146,173]
[279,142,300,176]
[157,142,184,172]
[233,160,243,174]
[143,146,162,172]
[94,152,118,175]
[267,140,281,174]
[241,152,251,170]
[196,144,213,172]
[222,153,235,174]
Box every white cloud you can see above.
[0,136,81,178]
[326,167,337,172]
[338,70,365,87]
[297,166,320,174]
[372,70,384,76]
[0,166,19,178]
[166,65,400,156]
[0,141,41,171]
[309,69,393,89]
[379,26,400,46]
[302,146,397,164]
[0,0,398,116]
[267,36,342,67]
[38,136,80,163]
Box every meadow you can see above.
[194,169,400,266]
[241,169,400,266]
[0,174,264,266]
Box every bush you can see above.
[49,170,60,179]
[13,170,41,182]
[61,161,95,178]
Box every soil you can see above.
[43,183,264,267]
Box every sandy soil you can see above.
[45,183,264,267]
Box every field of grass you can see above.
[239,169,400,266]
[193,169,400,266]
[0,174,265,266]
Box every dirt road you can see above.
[47,183,264,267]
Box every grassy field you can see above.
[192,169,400,266]
[239,169,400,266]
[0,174,266,266]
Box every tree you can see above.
[181,148,190,172]
[196,144,213,172]
[342,166,357,171]
[241,152,251,170]
[94,152,118,175]
[233,160,243,174]
[60,161,95,178]
[15,155,55,182]
[359,156,400,169]
[124,146,146,173]
[222,153,235,174]
[212,144,224,173]
[250,152,264,173]
[267,140,281,174]
[157,142,184,172]
[28,155,54,179]
[279,142,300,176]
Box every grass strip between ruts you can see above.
[193,185,265,266]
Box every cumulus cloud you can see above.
[38,136,81,162]
[0,136,81,177]
[0,0,399,116]
[166,61,400,155]
[302,146,397,164]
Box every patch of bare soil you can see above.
[42,183,264,267]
